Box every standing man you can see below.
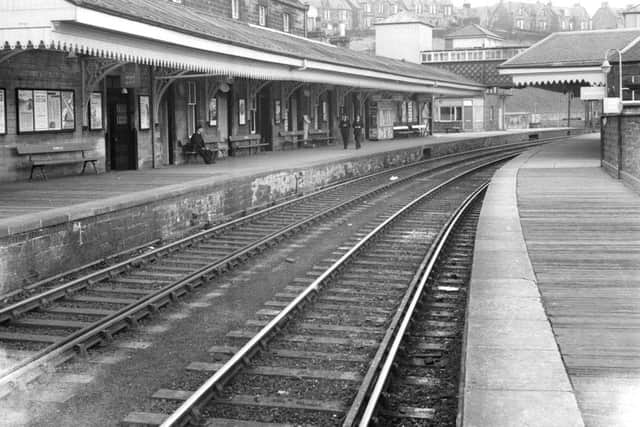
[339,114,350,149]
[352,115,363,150]
[190,124,217,164]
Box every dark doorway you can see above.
[258,87,272,150]
[463,105,473,131]
[107,77,136,170]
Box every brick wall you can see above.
[0,51,106,182]
[184,0,306,35]
[602,110,640,192]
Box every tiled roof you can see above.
[63,0,476,85]
[500,29,640,68]
[446,24,503,40]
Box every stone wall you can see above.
[602,109,640,193]
[0,128,578,294]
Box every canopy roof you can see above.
[499,28,640,87]
[1,0,483,96]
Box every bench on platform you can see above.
[412,124,428,136]
[16,142,98,181]
[279,130,305,150]
[180,139,226,163]
[307,129,336,147]
[444,126,461,133]
[229,134,267,156]
[393,125,421,138]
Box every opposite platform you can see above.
[462,133,640,427]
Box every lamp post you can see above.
[601,48,622,99]
[601,48,623,179]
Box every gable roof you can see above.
[54,0,474,86]
[500,28,640,68]
[445,23,503,40]
[374,11,432,26]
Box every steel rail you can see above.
[0,137,548,323]
[0,153,450,390]
[351,182,488,427]
[0,148,517,394]
[159,153,514,427]
[0,135,557,323]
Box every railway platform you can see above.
[462,133,640,427]
[0,128,574,296]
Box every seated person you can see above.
[190,124,217,164]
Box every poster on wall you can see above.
[17,89,34,133]
[139,95,150,130]
[0,89,5,135]
[33,90,49,131]
[61,91,75,130]
[47,91,62,130]
[208,97,217,126]
[90,92,103,130]
[238,98,246,125]
[274,99,281,124]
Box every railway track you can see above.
[121,158,493,426]
[0,138,551,399]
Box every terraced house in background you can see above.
[0,0,483,183]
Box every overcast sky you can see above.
[458,0,637,15]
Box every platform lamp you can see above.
[601,48,623,100]
[601,48,623,179]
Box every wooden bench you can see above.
[307,130,336,147]
[444,126,461,133]
[412,124,428,137]
[393,125,421,138]
[16,142,98,181]
[229,134,267,156]
[279,130,305,150]
[180,140,226,163]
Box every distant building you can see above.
[623,3,640,28]
[374,11,433,63]
[592,2,622,29]
[444,23,504,48]
[183,0,308,36]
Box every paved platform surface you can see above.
[463,133,640,427]
[0,130,532,221]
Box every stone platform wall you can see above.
[0,128,578,294]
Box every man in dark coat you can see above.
[352,115,363,150]
[190,124,217,164]
[339,114,350,149]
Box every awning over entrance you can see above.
[499,28,640,87]
[0,0,484,97]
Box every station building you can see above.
[499,28,640,192]
[0,0,484,183]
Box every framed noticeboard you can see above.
[238,98,246,126]
[274,99,281,124]
[16,88,75,134]
[0,88,6,135]
[208,97,217,127]
[139,95,150,130]
[89,92,103,130]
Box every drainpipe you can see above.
[150,66,156,168]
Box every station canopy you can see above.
[499,28,640,89]
[0,0,484,96]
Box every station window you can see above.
[259,5,266,26]
[439,106,462,121]
[283,13,290,32]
